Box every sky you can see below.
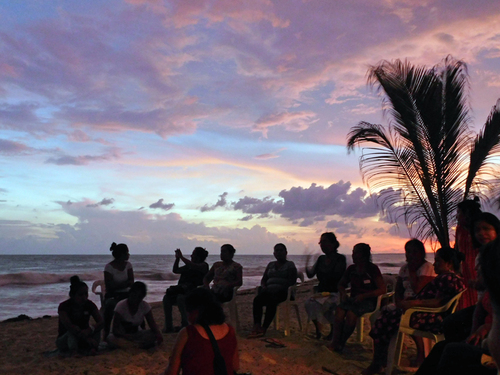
[1,0,500,256]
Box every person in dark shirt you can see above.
[57,275,103,355]
[329,243,385,353]
[304,232,346,339]
[163,247,209,333]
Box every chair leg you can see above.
[356,317,364,342]
[284,302,291,336]
[386,332,404,375]
[293,305,302,332]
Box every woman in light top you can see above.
[103,242,134,339]
[203,244,243,303]
[249,243,297,338]
[304,232,346,340]
[108,281,163,349]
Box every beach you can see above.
[0,281,418,375]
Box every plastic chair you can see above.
[275,271,304,336]
[222,286,241,332]
[355,274,397,342]
[91,279,106,308]
[385,289,465,375]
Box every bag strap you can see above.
[202,324,228,374]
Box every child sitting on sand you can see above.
[56,275,103,356]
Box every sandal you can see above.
[262,338,286,348]
[247,330,265,339]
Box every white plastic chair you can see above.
[91,279,106,309]
[385,289,465,375]
[355,274,397,342]
[275,271,304,336]
[222,286,241,332]
[256,271,304,336]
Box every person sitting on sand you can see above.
[163,247,209,333]
[304,232,346,340]
[103,242,134,339]
[57,275,103,356]
[203,244,243,303]
[329,243,385,353]
[362,247,465,375]
[163,288,239,375]
[107,281,163,349]
[249,243,297,338]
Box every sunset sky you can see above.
[1,0,500,255]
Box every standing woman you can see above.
[304,232,346,340]
[57,276,103,355]
[164,288,239,375]
[103,242,134,339]
[455,198,482,309]
[249,243,297,338]
[203,244,243,303]
[330,243,386,352]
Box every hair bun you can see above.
[110,242,117,251]
[70,275,81,286]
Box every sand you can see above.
[0,282,418,375]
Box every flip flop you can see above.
[262,338,286,347]
[247,331,265,339]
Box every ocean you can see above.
[0,253,406,320]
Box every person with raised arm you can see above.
[163,247,209,333]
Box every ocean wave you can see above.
[0,271,102,287]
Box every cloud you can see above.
[254,148,286,160]
[200,192,228,212]
[229,181,381,225]
[0,139,33,155]
[253,111,319,137]
[86,198,115,208]
[0,199,308,254]
[45,150,121,165]
[149,198,175,211]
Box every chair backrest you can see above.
[443,289,466,315]
[91,279,106,307]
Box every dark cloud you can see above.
[200,192,228,212]
[149,198,175,211]
[238,215,253,221]
[0,138,33,155]
[45,150,120,165]
[230,181,381,226]
[86,198,115,208]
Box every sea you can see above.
[0,253,406,321]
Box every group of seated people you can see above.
[55,208,500,375]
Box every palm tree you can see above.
[347,57,500,248]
